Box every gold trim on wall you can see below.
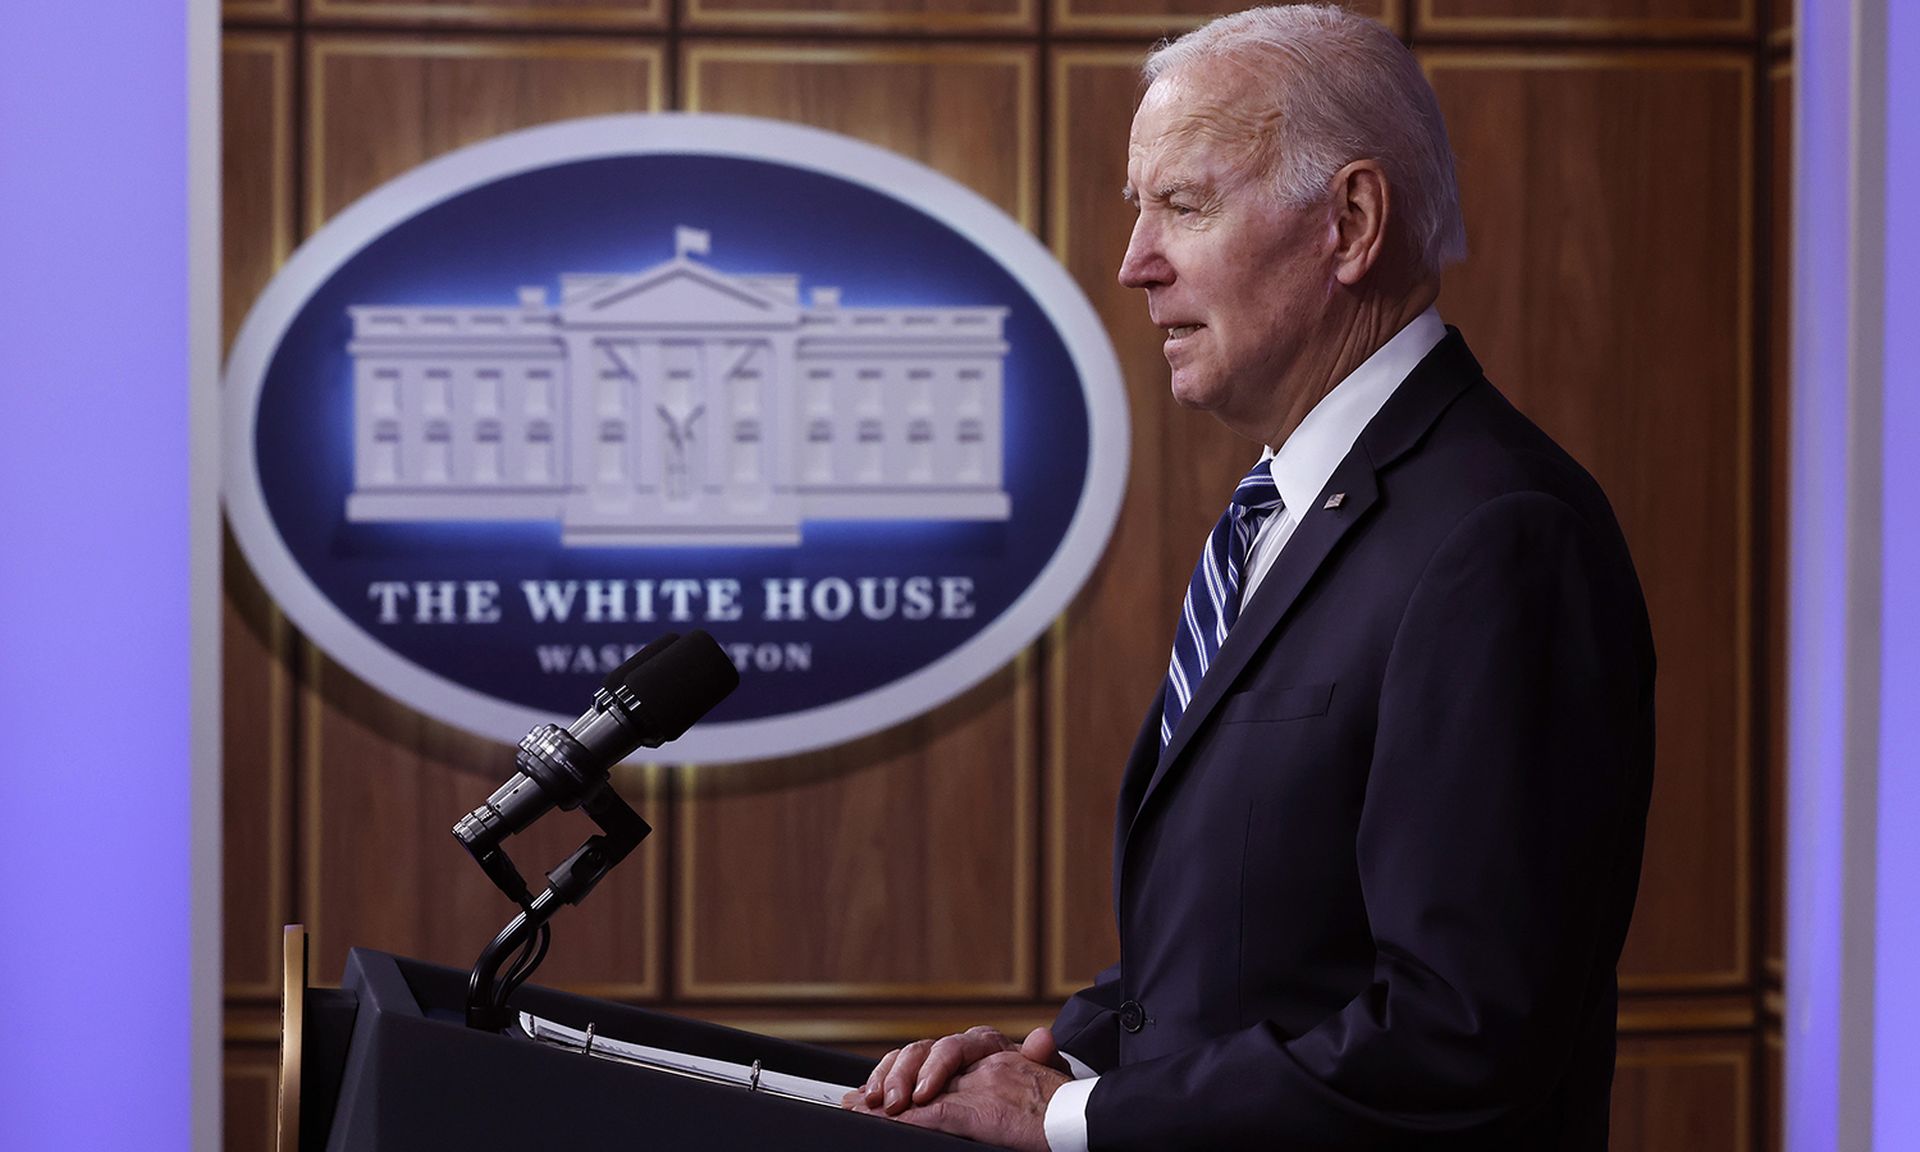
[1420,49,1756,993]
[1414,0,1754,39]
[1052,0,1403,36]
[224,0,294,22]
[307,0,666,29]
[305,35,667,235]
[681,43,1039,236]
[675,650,1038,1000]
[686,0,1034,34]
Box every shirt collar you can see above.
[1263,305,1447,517]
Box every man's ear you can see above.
[1330,159,1391,287]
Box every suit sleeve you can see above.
[1052,962,1125,1074]
[1084,491,1654,1149]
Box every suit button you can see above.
[1118,1000,1145,1033]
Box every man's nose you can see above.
[1118,218,1169,289]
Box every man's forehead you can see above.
[1127,70,1273,181]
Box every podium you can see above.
[278,928,978,1151]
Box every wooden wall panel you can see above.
[1612,1035,1752,1152]
[222,34,295,1004]
[678,665,1033,997]
[223,1043,279,1152]
[1417,0,1751,38]
[222,537,292,1001]
[221,35,292,356]
[686,0,1032,34]
[307,37,664,229]
[682,43,1036,229]
[1055,0,1396,36]
[1046,50,1257,994]
[225,0,293,22]
[298,35,668,991]
[303,651,666,991]
[1424,53,1753,990]
[310,0,667,30]
[223,0,1782,1145]
[676,44,1037,998]
[1765,59,1790,983]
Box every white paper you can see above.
[518,1012,856,1108]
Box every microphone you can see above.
[452,630,739,888]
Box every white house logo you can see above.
[347,226,1011,547]
[224,114,1127,763]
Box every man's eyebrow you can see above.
[1120,180,1197,204]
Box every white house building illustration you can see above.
[345,228,1010,547]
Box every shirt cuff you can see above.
[1061,1051,1098,1080]
[1043,1075,1097,1152]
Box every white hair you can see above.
[1144,4,1467,276]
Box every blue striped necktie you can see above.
[1159,460,1285,747]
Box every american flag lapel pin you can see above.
[1322,493,1346,510]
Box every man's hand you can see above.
[844,1025,1065,1115]
[842,1027,1070,1152]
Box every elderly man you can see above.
[844,6,1654,1150]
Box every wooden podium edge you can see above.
[278,924,307,1152]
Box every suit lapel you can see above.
[1128,457,1380,834]
[1122,330,1484,849]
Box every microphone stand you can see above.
[464,782,652,1031]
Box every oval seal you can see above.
[224,114,1127,763]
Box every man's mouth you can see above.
[1165,325,1201,339]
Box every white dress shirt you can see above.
[1041,306,1448,1152]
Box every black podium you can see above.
[279,930,979,1152]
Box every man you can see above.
[843,6,1655,1149]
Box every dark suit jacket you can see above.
[1052,332,1655,1150]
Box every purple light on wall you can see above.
[1875,0,1919,1142]
[0,3,199,1149]
[1786,0,1860,1138]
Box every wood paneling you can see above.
[310,0,667,30]
[1424,52,1754,990]
[1612,1035,1752,1152]
[1046,50,1256,994]
[678,663,1033,997]
[1417,0,1752,38]
[221,36,295,1004]
[308,36,664,230]
[225,0,293,23]
[682,43,1036,229]
[1765,59,1791,984]
[223,1,1784,1144]
[221,34,292,356]
[671,41,1039,1000]
[1054,0,1397,36]
[302,649,667,991]
[223,1043,278,1152]
[686,0,1032,34]
[222,536,292,1000]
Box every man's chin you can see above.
[1166,371,1221,413]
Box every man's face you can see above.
[1120,69,1334,442]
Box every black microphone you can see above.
[452,630,740,880]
